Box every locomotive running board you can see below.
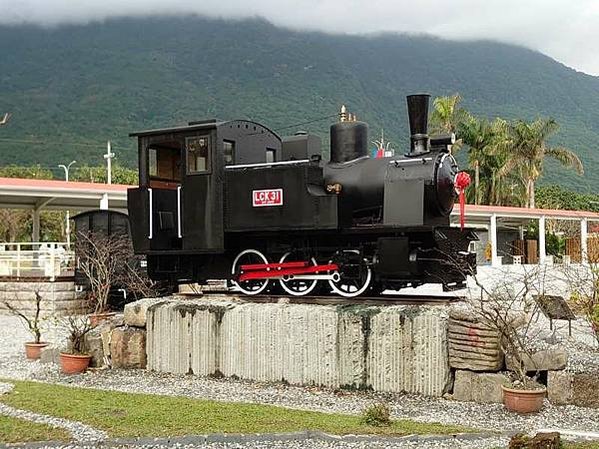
[238,263,339,282]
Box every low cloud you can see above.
[2,0,599,75]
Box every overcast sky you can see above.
[2,0,599,76]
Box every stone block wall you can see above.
[0,281,86,316]
[146,298,451,397]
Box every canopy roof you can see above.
[0,177,129,212]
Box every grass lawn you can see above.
[0,380,472,439]
[0,415,70,443]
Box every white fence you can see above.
[0,242,75,280]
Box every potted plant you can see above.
[466,266,548,413]
[500,355,546,414]
[59,316,93,374]
[3,292,48,359]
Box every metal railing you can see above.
[0,242,75,281]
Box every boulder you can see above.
[509,432,561,449]
[39,345,60,364]
[452,369,509,403]
[572,373,599,408]
[506,349,568,372]
[110,326,146,369]
[548,370,599,408]
[448,312,504,371]
[547,370,572,405]
[124,298,166,328]
[83,315,124,368]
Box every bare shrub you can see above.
[3,291,44,343]
[562,263,599,346]
[76,231,160,313]
[62,315,93,355]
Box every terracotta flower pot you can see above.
[89,311,116,327]
[502,385,547,413]
[59,353,92,374]
[24,342,48,360]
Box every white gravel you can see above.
[0,435,511,449]
[528,314,599,373]
[0,436,511,449]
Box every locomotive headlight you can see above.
[409,250,418,262]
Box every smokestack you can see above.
[406,94,430,156]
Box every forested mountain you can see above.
[1,16,598,190]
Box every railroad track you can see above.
[177,289,464,306]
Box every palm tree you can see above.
[430,94,469,151]
[458,116,512,205]
[502,119,584,208]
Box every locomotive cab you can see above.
[127,119,320,279]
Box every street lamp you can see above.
[58,160,76,246]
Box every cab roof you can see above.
[129,119,223,138]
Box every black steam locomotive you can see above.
[127,94,477,297]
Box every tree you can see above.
[72,163,137,185]
[502,119,583,208]
[536,185,599,213]
[458,116,514,205]
[429,94,469,152]
[0,165,64,242]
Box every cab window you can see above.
[147,141,181,189]
[266,148,276,163]
[223,140,235,165]
[187,136,210,174]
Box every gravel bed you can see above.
[0,381,107,442]
[1,314,599,447]
[524,312,599,373]
[2,435,510,449]
[2,356,599,437]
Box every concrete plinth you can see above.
[146,298,451,396]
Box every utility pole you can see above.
[104,141,115,184]
[58,160,76,247]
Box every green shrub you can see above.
[361,403,391,427]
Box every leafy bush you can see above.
[361,403,391,427]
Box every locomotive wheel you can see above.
[231,249,270,296]
[278,252,319,297]
[328,250,372,298]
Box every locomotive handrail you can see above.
[389,157,433,166]
[148,188,153,240]
[177,185,182,238]
[225,159,311,169]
